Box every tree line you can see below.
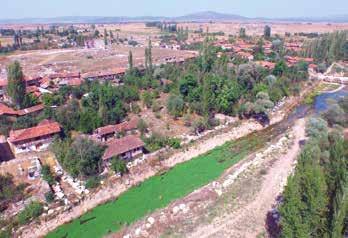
[278,98,348,237]
[303,30,348,63]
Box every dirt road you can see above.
[187,118,306,238]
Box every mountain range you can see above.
[0,11,347,24]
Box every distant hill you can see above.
[0,11,347,24]
[275,14,348,23]
[174,11,247,21]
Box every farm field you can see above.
[46,127,273,238]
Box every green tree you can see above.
[147,39,153,76]
[137,118,148,135]
[41,165,55,185]
[179,74,198,100]
[253,92,274,114]
[273,60,287,76]
[237,63,263,90]
[103,28,108,46]
[167,94,185,118]
[239,27,246,38]
[44,191,54,203]
[111,157,128,175]
[17,201,43,225]
[142,91,154,108]
[264,25,271,39]
[7,61,26,108]
[52,138,105,178]
[128,50,133,73]
[322,102,346,127]
[327,136,348,238]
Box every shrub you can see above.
[167,138,181,149]
[183,114,192,127]
[45,191,55,203]
[85,177,101,189]
[17,202,43,225]
[306,117,328,138]
[167,94,185,118]
[192,118,208,134]
[144,133,166,152]
[110,157,128,176]
[322,103,346,126]
[0,229,11,238]
[137,119,148,135]
[41,165,55,185]
[151,101,162,112]
[130,103,141,114]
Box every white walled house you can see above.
[7,120,61,154]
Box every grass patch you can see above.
[318,83,341,92]
[46,131,272,238]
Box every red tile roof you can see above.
[95,118,139,136]
[82,68,126,79]
[236,51,254,59]
[0,80,7,87]
[17,104,44,116]
[59,78,82,86]
[0,103,18,116]
[49,72,80,80]
[0,103,44,117]
[8,120,61,144]
[26,85,39,94]
[256,61,276,69]
[285,56,314,66]
[103,135,144,160]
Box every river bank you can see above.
[18,82,318,238]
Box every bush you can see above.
[17,202,43,225]
[41,165,55,185]
[167,94,185,118]
[143,133,166,152]
[0,229,11,238]
[167,138,181,149]
[137,119,148,135]
[142,91,154,108]
[192,118,208,134]
[183,114,192,127]
[85,177,101,189]
[130,103,141,114]
[45,191,55,203]
[151,101,162,112]
[306,117,328,138]
[322,103,346,126]
[110,157,128,176]
[143,134,181,152]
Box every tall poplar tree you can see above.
[128,50,133,73]
[103,28,108,47]
[7,61,26,108]
[148,39,153,74]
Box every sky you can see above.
[1,0,348,19]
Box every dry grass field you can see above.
[0,44,197,78]
[178,21,348,35]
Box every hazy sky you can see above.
[1,0,348,19]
